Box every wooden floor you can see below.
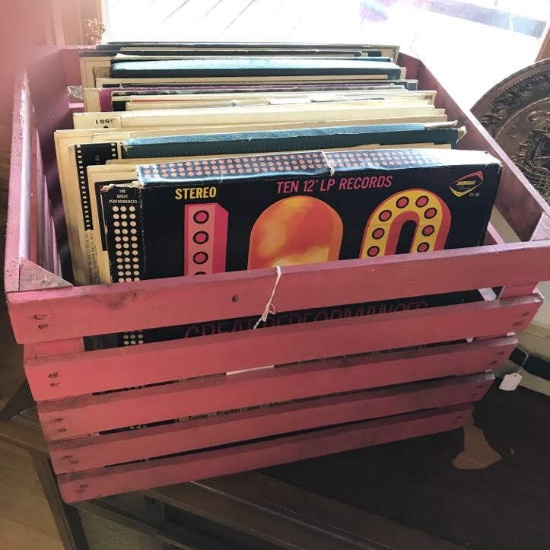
[0,439,62,550]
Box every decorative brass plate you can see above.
[472,59,550,200]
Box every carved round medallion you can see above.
[472,59,550,200]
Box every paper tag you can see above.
[499,373,522,391]
[227,366,274,376]
[90,116,122,129]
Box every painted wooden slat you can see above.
[41,168,53,273]
[52,220,63,277]
[28,129,39,265]
[44,193,55,275]
[57,404,472,502]
[37,337,504,440]
[24,338,85,360]
[9,241,550,344]
[499,284,539,299]
[60,47,83,86]
[25,296,536,401]
[4,74,32,293]
[531,212,550,241]
[536,22,550,61]
[49,373,494,474]
[484,223,505,246]
[36,131,57,274]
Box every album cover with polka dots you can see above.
[99,147,500,345]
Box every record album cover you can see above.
[99,147,500,345]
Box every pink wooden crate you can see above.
[5,47,550,503]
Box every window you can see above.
[102,0,549,106]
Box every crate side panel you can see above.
[49,373,495,474]
[25,296,537,402]
[26,48,73,186]
[57,405,472,502]
[26,48,74,277]
[60,47,84,86]
[18,259,72,292]
[9,242,550,344]
[403,53,550,241]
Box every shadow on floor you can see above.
[265,383,550,550]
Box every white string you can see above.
[253,266,282,329]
